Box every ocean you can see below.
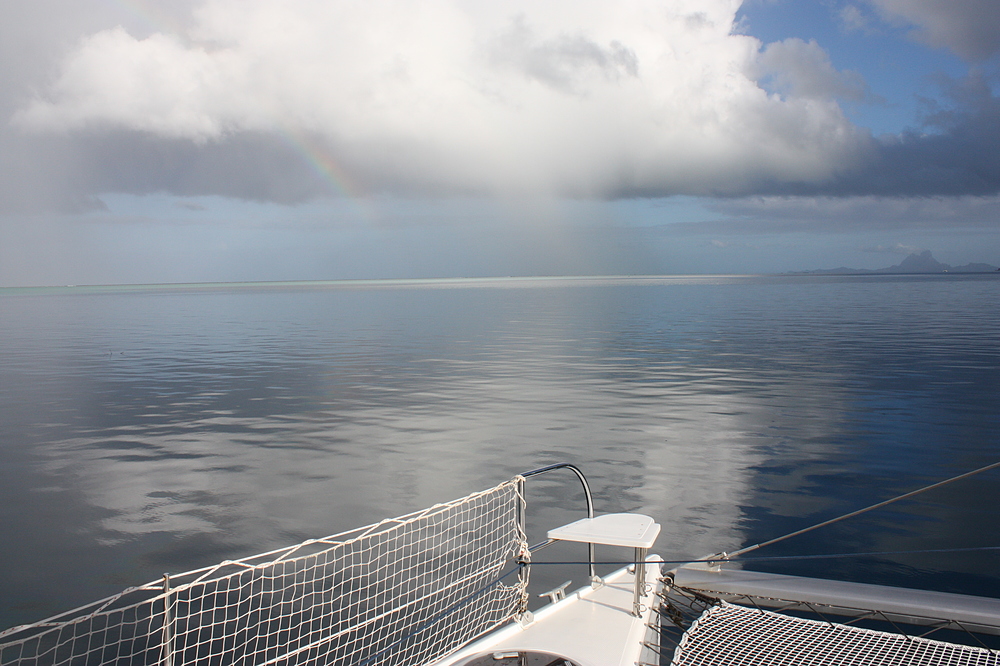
[2,273,999,631]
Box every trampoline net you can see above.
[0,479,528,666]
[671,601,1000,666]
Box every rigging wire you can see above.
[735,545,1000,562]
[723,460,1000,560]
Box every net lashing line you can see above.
[0,479,529,666]
[517,545,1000,568]
[668,601,1000,666]
[641,577,1000,665]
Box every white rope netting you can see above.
[671,601,1000,666]
[0,479,528,666]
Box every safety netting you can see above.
[0,478,528,666]
[671,601,1000,666]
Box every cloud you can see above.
[697,194,1000,232]
[857,70,1000,195]
[868,0,1000,61]
[0,130,337,214]
[708,238,763,249]
[9,0,1000,207]
[486,15,639,94]
[12,0,872,200]
[716,69,1000,198]
[859,243,923,254]
[838,5,871,33]
[15,28,233,141]
[749,38,872,101]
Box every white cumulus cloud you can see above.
[14,0,874,198]
[750,38,871,102]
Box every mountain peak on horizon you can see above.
[793,250,999,275]
[884,250,946,273]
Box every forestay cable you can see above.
[723,460,1000,560]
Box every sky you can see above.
[1,0,999,285]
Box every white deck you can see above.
[430,558,663,666]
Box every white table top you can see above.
[547,513,660,549]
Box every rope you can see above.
[354,564,525,666]
[725,460,1000,560]
[522,545,1000,568]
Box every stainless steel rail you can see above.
[519,463,598,582]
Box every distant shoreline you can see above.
[3,271,999,293]
[786,250,998,276]
[786,269,1000,276]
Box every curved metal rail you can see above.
[519,463,598,582]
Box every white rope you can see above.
[0,479,528,666]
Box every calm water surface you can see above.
[1,274,999,629]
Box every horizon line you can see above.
[4,270,998,292]
[0,273,770,292]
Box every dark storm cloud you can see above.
[0,131,338,214]
[787,70,1000,197]
[869,0,1000,61]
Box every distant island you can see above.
[792,250,999,275]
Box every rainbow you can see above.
[278,129,365,200]
[276,128,377,220]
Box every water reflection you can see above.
[1,274,999,628]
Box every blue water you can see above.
[2,274,999,630]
